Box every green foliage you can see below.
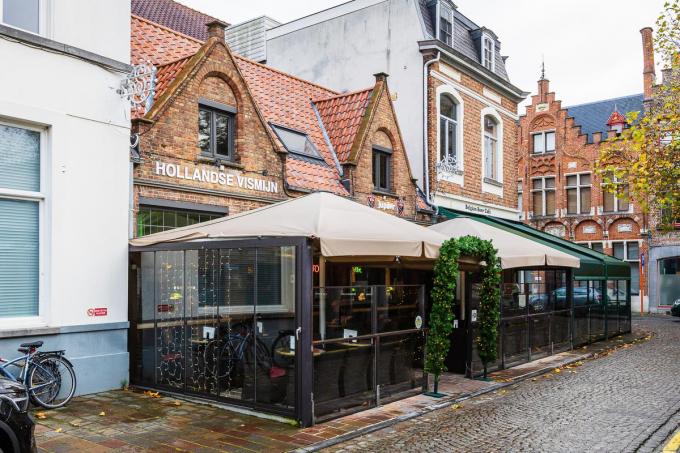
[424,239,459,380]
[425,235,502,384]
[596,0,680,229]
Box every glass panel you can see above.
[627,242,640,260]
[551,310,571,352]
[659,257,680,306]
[605,280,620,336]
[0,199,39,318]
[545,190,556,215]
[567,188,577,214]
[131,253,156,385]
[573,281,590,346]
[380,154,389,190]
[214,112,231,157]
[630,264,640,295]
[3,0,39,33]
[440,95,455,120]
[378,333,423,401]
[603,190,615,212]
[545,177,555,189]
[530,315,550,358]
[591,242,604,253]
[155,251,185,390]
[619,185,630,211]
[503,274,527,317]
[502,318,528,366]
[590,281,606,341]
[484,116,497,136]
[272,125,320,157]
[545,131,555,151]
[532,192,543,216]
[0,124,40,192]
[613,242,625,260]
[566,175,577,187]
[532,133,545,153]
[619,280,631,332]
[439,117,447,161]
[447,121,456,160]
[580,187,591,213]
[198,109,211,154]
[315,287,373,341]
[532,179,543,190]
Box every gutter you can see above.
[423,51,440,211]
[310,100,344,178]
[418,40,529,102]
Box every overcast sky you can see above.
[178,0,665,107]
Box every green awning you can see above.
[438,207,630,281]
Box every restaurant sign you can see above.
[154,161,279,194]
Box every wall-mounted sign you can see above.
[415,315,423,329]
[568,162,577,169]
[536,103,549,113]
[378,200,395,211]
[471,309,478,322]
[545,225,566,237]
[87,308,108,317]
[154,161,279,194]
[583,225,597,234]
[465,203,491,215]
[617,223,633,233]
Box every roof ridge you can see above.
[169,0,222,23]
[565,93,643,109]
[313,87,373,103]
[233,54,340,96]
[132,13,204,45]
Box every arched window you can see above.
[483,115,499,181]
[439,94,458,164]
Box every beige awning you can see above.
[130,192,449,259]
[430,217,580,269]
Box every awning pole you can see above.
[319,255,326,341]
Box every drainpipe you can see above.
[423,51,440,209]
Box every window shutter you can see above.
[0,199,39,318]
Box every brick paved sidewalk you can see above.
[34,329,651,453]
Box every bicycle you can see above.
[0,341,76,409]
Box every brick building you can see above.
[129,11,432,238]
[225,0,527,220]
[518,60,651,311]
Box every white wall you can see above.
[0,36,129,329]
[267,0,427,185]
[50,0,130,64]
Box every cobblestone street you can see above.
[326,316,680,453]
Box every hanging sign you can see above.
[415,315,423,329]
[154,161,279,194]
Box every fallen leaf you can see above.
[554,368,561,373]
[55,428,62,433]
[99,411,106,416]
[69,421,80,427]
[531,378,538,381]
[173,401,181,406]
[35,412,47,420]
[451,403,463,410]
[144,390,161,398]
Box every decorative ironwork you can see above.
[367,195,376,208]
[435,155,460,178]
[117,62,156,108]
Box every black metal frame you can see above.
[128,237,316,426]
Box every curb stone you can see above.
[293,331,652,453]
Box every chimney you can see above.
[537,78,550,103]
[640,27,655,100]
[374,72,389,83]
[207,20,228,42]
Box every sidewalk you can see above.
[34,330,651,453]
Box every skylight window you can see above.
[271,124,322,158]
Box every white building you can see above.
[0,0,131,394]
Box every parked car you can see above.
[672,299,680,317]
[0,378,36,453]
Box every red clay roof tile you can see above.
[131,0,225,42]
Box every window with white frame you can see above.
[483,115,499,181]
[566,173,592,215]
[531,130,555,154]
[439,94,458,166]
[482,35,495,71]
[438,1,453,46]
[0,0,41,34]
[0,122,43,318]
[612,241,640,295]
[517,180,523,213]
[531,176,556,217]
[602,173,630,213]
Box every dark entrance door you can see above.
[444,271,480,374]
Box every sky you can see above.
[178,0,666,108]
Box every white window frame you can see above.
[481,34,495,72]
[481,107,503,196]
[565,172,592,215]
[0,0,51,36]
[601,174,631,213]
[0,119,48,329]
[517,179,524,220]
[531,130,556,154]
[436,85,464,186]
[436,0,454,47]
[531,175,556,217]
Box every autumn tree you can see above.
[596,0,680,228]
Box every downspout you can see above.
[423,51,440,210]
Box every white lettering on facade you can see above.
[153,161,279,194]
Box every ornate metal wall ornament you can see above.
[435,155,460,178]
[396,198,405,216]
[117,62,156,108]
[367,195,376,208]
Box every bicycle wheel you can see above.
[29,355,76,409]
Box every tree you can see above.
[596,0,680,228]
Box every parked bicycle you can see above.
[0,341,76,409]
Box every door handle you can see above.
[295,327,302,341]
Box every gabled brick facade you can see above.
[518,77,647,303]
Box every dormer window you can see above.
[271,124,322,159]
[482,34,495,71]
[438,1,453,46]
